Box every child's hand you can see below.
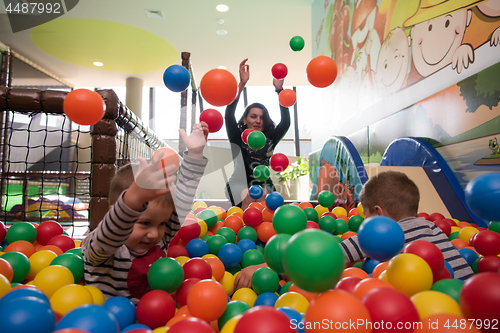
[179,123,206,159]
[123,152,177,211]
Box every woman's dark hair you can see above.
[237,102,275,137]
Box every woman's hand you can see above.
[239,59,250,86]
[273,77,284,91]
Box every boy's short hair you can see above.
[108,163,174,207]
[359,170,419,221]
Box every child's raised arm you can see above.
[179,122,208,159]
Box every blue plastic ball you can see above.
[465,173,500,221]
[361,257,382,274]
[265,192,284,211]
[357,216,405,261]
[163,64,191,92]
[458,247,479,267]
[254,292,279,307]
[277,306,305,333]
[444,260,454,278]
[249,185,264,200]
[102,296,136,331]
[237,238,257,254]
[217,243,243,268]
[55,304,119,333]
[185,238,209,258]
[0,296,56,333]
[122,323,151,332]
[0,287,50,307]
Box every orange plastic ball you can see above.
[204,256,225,281]
[63,89,105,126]
[200,69,238,107]
[187,280,228,322]
[5,240,36,257]
[306,56,338,88]
[278,89,296,107]
[0,258,14,282]
[352,277,394,299]
[257,222,276,243]
[261,208,274,222]
[224,214,244,234]
[371,261,389,278]
[288,283,319,302]
[152,147,180,175]
[341,267,370,280]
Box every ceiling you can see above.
[0,0,315,88]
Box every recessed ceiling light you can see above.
[93,61,103,67]
[217,29,227,35]
[216,4,229,12]
[217,66,226,69]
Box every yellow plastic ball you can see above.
[50,284,94,315]
[153,327,169,333]
[208,206,222,216]
[378,270,388,282]
[274,291,309,313]
[0,274,11,298]
[175,256,190,266]
[84,285,105,305]
[458,226,479,243]
[450,226,461,234]
[332,206,348,217]
[227,206,243,216]
[451,218,460,224]
[357,203,364,218]
[232,287,257,307]
[198,219,208,238]
[314,205,329,218]
[193,201,208,210]
[221,314,243,333]
[202,254,217,259]
[386,253,433,297]
[33,265,75,298]
[220,271,235,296]
[73,240,82,247]
[411,290,463,318]
[28,250,58,278]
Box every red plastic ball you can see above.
[36,220,64,246]
[0,221,6,243]
[270,153,289,172]
[460,272,500,331]
[306,221,320,229]
[186,279,228,322]
[136,289,176,330]
[168,317,214,333]
[433,263,453,282]
[271,63,288,80]
[433,219,452,236]
[306,56,338,88]
[403,240,445,278]
[241,129,254,144]
[200,109,224,133]
[477,255,500,273]
[183,258,212,280]
[427,212,445,222]
[178,220,201,243]
[473,230,500,256]
[278,89,296,108]
[167,244,189,258]
[417,212,429,220]
[242,207,263,228]
[175,278,201,308]
[234,306,295,333]
[335,276,362,294]
[152,147,180,175]
[200,69,238,107]
[63,89,105,125]
[47,234,75,253]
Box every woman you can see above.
[225,59,291,209]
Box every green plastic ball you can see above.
[1,251,30,283]
[488,221,500,233]
[198,209,218,229]
[251,267,280,295]
[318,215,337,234]
[202,235,213,242]
[50,253,84,283]
[256,245,265,255]
[253,165,270,182]
[247,131,266,150]
[241,249,265,268]
[333,219,349,235]
[264,234,291,274]
[217,227,237,244]
[217,300,251,330]
[348,215,364,232]
[147,257,184,292]
[6,222,37,244]
[472,256,481,274]
[283,229,345,292]
[272,204,307,235]
[280,281,293,294]
[431,278,464,304]
[449,231,459,240]
[318,191,335,207]
[353,261,363,269]
[289,36,305,51]
[226,264,242,275]
[65,247,83,259]
[208,234,228,255]
[303,207,319,222]
[238,226,258,243]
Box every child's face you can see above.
[125,201,173,254]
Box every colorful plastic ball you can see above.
[460,272,500,328]
[52,329,91,333]
[174,278,201,308]
[275,291,309,313]
[232,288,258,307]
[218,243,243,268]
[152,147,180,175]
[289,36,305,52]
[205,256,226,281]
[0,221,6,243]
[50,253,84,283]
[36,220,64,245]
[361,287,419,333]
[163,64,190,92]
[247,131,266,150]
[361,257,382,275]
[224,214,244,234]
[1,251,30,283]
[431,278,464,304]
[277,307,305,333]
[34,264,75,298]
[198,209,218,229]
[63,89,105,126]
[428,212,446,222]
[187,279,228,322]
[335,276,362,294]
[136,290,175,329]
[357,216,405,261]
[458,248,478,267]
[265,192,284,211]
[166,244,189,258]
[404,240,445,278]
[241,248,265,268]
[5,240,36,257]
[238,226,258,242]
[0,258,13,282]
[304,289,371,333]
[122,324,151,332]
[102,296,136,330]
[303,207,319,222]
[333,218,350,235]
[444,260,455,278]
[278,89,296,108]
[50,283,94,315]
[255,292,279,307]
[200,69,238,107]
[473,230,500,256]
[0,296,56,333]
[237,238,257,254]
[178,221,201,244]
[269,153,289,172]
[218,300,251,330]
[6,221,37,244]
[241,129,254,144]
[273,204,307,235]
[465,172,500,221]
[271,63,288,80]
[242,207,263,228]
[55,304,119,333]
[185,238,209,258]
[306,56,337,88]
[256,221,275,243]
[207,234,228,255]
[248,185,264,200]
[317,214,336,233]
[316,191,334,208]
[47,234,75,253]
[348,215,364,232]
[283,229,345,292]
[251,267,280,295]
[477,255,500,273]
[200,108,224,133]
[234,306,296,333]
[182,257,212,280]
[386,253,434,297]
[168,317,214,333]
[147,257,184,293]
[411,290,462,318]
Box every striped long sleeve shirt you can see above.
[82,152,208,304]
[340,216,475,281]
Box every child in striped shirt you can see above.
[340,170,474,281]
[82,123,209,304]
